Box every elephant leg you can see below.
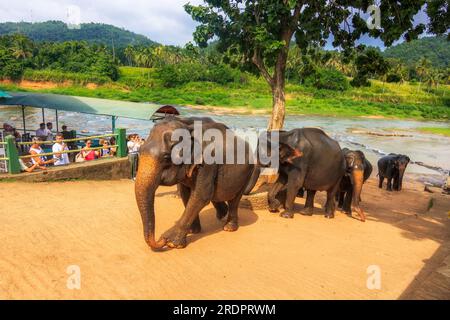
[281,169,306,219]
[303,190,316,216]
[213,201,229,220]
[386,177,393,191]
[268,174,287,213]
[393,175,399,191]
[179,184,202,234]
[223,195,241,232]
[162,167,215,248]
[324,182,340,219]
[378,175,384,188]
[343,189,352,215]
[337,191,345,208]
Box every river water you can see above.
[1,105,449,184]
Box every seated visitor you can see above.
[19,158,47,173]
[52,133,70,166]
[80,140,99,161]
[29,137,54,166]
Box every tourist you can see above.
[35,123,49,140]
[127,134,141,180]
[46,122,54,142]
[29,137,54,166]
[109,136,117,156]
[100,140,112,157]
[52,133,70,166]
[19,158,47,173]
[80,140,99,161]
[2,123,21,141]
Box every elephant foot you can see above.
[280,211,294,219]
[161,228,187,249]
[188,224,202,235]
[302,207,314,216]
[324,212,335,219]
[215,202,229,220]
[223,221,239,232]
[268,199,281,213]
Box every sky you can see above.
[0,0,429,48]
[0,0,203,45]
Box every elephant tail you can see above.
[243,166,261,195]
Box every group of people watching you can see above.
[1,122,117,173]
[2,121,142,178]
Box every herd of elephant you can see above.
[134,116,410,250]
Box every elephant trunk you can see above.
[397,167,406,191]
[135,155,167,250]
[351,169,366,222]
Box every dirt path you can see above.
[0,177,449,299]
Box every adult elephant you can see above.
[336,148,373,222]
[135,116,255,250]
[377,153,410,191]
[267,128,346,219]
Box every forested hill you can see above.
[383,36,450,68]
[0,21,157,47]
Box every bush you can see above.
[304,68,349,91]
[386,73,402,83]
[23,69,110,84]
[157,62,241,87]
[350,74,371,87]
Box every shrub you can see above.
[386,73,402,83]
[157,62,241,87]
[350,74,371,87]
[304,68,349,91]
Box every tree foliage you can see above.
[185,0,449,129]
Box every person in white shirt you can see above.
[35,123,48,138]
[127,134,142,180]
[29,137,54,166]
[52,133,70,166]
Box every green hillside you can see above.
[0,21,157,47]
[383,36,450,68]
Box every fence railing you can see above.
[2,128,127,174]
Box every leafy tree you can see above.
[351,48,389,87]
[185,0,449,129]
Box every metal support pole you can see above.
[114,128,127,158]
[56,109,59,132]
[5,135,20,174]
[21,106,26,135]
[112,116,116,133]
[42,108,45,124]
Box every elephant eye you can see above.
[163,153,172,161]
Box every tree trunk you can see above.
[268,83,286,130]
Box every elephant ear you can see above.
[279,142,303,164]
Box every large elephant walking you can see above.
[268,128,346,219]
[135,117,255,250]
[377,153,410,191]
[336,148,373,222]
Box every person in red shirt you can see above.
[80,140,99,161]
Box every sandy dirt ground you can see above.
[0,177,449,300]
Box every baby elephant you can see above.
[377,153,410,191]
[337,148,372,222]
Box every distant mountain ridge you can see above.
[383,36,449,68]
[0,21,158,47]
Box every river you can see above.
[1,105,449,185]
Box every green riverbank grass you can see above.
[418,127,450,136]
[1,66,449,120]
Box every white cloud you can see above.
[0,0,203,45]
